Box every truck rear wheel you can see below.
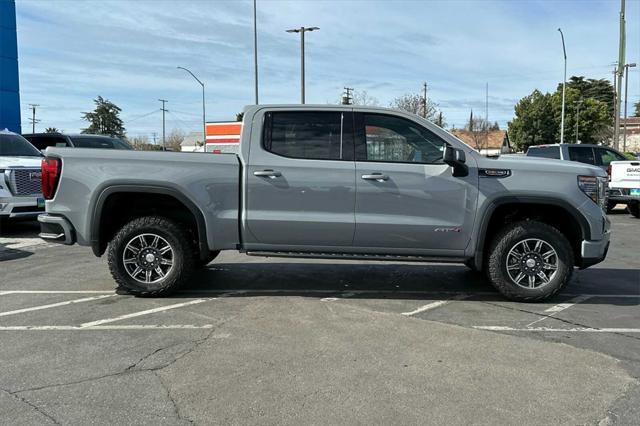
[107,216,195,296]
[486,221,573,302]
[628,202,640,218]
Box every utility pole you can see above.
[286,26,320,104]
[485,82,489,124]
[623,63,637,151]
[422,82,428,118]
[253,0,259,104]
[342,87,353,105]
[152,132,157,145]
[575,99,583,143]
[614,0,626,150]
[558,28,567,144]
[28,104,40,133]
[158,99,168,150]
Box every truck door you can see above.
[352,112,477,253]
[245,110,356,247]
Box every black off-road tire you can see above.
[486,221,574,302]
[196,250,220,268]
[108,216,195,296]
[628,202,640,218]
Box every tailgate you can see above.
[610,161,640,190]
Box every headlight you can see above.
[578,175,607,210]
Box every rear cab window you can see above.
[69,136,131,150]
[595,148,626,166]
[568,146,596,165]
[23,135,69,150]
[526,146,560,159]
[263,111,351,160]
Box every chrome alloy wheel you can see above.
[505,238,558,289]
[122,233,174,284]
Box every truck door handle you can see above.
[361,173,389,181]
[253,170,282,178]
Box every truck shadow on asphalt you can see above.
[162,262,640,304]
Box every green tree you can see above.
[236,112,244,122]
[45,127,60,133]
[81,96,125,137]
[507,90,556,152]
[561,76,615,117]
[634,101,640,117]
[551,87,610,145]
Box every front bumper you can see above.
[579,228,611,269]
[0,196,44,218]
[38,214,75,245]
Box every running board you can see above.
[245,251,466,263]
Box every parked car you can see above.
[609,159,640,217]
[38,105,610,302]
[0,129,44,224]
[526,143,629,212]
[22,133,133,151]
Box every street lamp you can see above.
[558,28,567,144]
[623,62,636,152]
[177,66,206,149]
[286,26,320,104]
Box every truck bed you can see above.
[44,148,241,249]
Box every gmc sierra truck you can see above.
[38,105,610,301]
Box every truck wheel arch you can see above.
[90,185,210,260]
[473,196,591,271]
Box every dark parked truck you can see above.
[38,105,610,301]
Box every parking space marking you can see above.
[320,292,355,301]
[526,295,593,327]
[79,298,215,328]
[0,325,227,331]
[0,294,116,317]
[474,326,640,333]
[401,294,469,316]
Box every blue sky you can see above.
[15,0,640,139]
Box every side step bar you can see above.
[245,251,467,263]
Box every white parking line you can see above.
[526,295,593,327]
[0,294,116,317]
[0,325,227,331]
[320,292,355,302]
[0,290,115,295]
[79,298,214,328]
[401,294,469,316]
[474,326,640,333]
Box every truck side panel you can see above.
[44,148,241,251]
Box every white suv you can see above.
[0,130,44,224]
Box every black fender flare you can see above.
[90,185,209,260]
[473,195,591,270]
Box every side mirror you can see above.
[443,145,468,177]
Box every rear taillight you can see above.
[607,165,611,181]
[41,157,61,200]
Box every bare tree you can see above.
[130,135,162,151]
[389,92,442,123]
[466,111,491,151]
[353,90,380,106]
[166,129,186,152]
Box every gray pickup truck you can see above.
[38,105,610,301]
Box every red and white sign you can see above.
[206,122,241,146]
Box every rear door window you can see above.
[263,112,346,160]
[595,148,626,166]
[568,146,595,165]
[527,146,560,159]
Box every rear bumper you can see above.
[38,214,75,245]
[608,188,640,203]
[0,196,44,218]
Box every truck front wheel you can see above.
[628,202,640,218]
[486,221,573,302]
[107,216,195,296]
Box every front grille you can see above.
[9,168,42,196]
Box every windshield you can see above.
[0,133,42,157]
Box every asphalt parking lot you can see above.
[1,211,639,425]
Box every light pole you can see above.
[622,62,636,152]
[575,99,583,144]
[286,26,319,104]
[253,0,259,104]
[558,28,567,144]
[177,66,206,149]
